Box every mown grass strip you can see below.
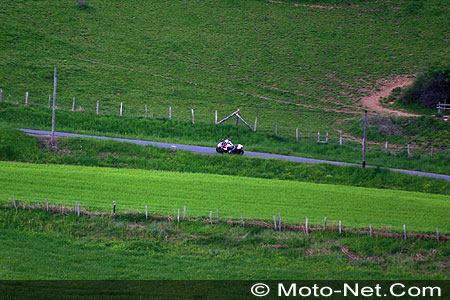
[1,161,449,233]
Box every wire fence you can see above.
[1,88,448,159]
[3,196,448,241]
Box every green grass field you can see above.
[1,0,449,283]
[1,161,449,233]
[1,0,448,139]
[1,207,449,280]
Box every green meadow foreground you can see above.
[1,161,449,233]
[1,208,449,280]
[1,151,449,280]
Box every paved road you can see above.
[21,129,450,181]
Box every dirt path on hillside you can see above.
[360,76,419,117]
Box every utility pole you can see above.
[51,66,57,145]
[362,110,368,168]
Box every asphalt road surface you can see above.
[20,129,450,182]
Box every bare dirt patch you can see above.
[341,245,360,262]
[360,76,418,117]
[29,134,60,151]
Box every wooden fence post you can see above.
[369,224,372,237]
[241,213,244,226]
[274,122,278,136]
[385,141,388,152]
[339,220,342,234]
[25,92,29,106]
[339,133,343,145]
[51,66,57,145]
[436,227,439,242]
[191,109,195,124]
[403,224,406,240]
[96,100,99,115]
[77,201,80,217]
[177,208,180,223]
[145,104,148,119]
[215,110,217,124]
[120,102,123,116]
[305,217,309,235]
[278,213,281,232]
[273,216,277,231]
[72,97,76,112]
[296,128,299,142]
[323,216,327,231]
[169,107,172,120]
[46,199,49,212]
[183,206,186,221]
[253,117,257,132]
[317,131,320,143]
[362,110,368,168]
[209,211,212,225]
[145,205,148,220]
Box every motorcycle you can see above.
[216,142,244,155]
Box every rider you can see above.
[223,138,234,152]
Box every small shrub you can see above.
[392,87,402,96]
[77,0,90,10]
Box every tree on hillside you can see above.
[399,64,450,109]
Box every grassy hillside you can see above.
[1,0,448,138]
[1,161,449,232]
